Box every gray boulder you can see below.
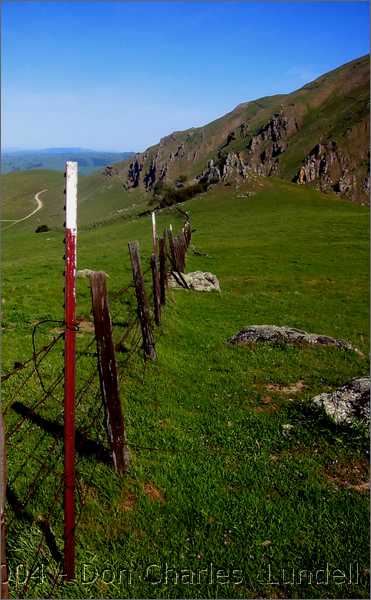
[228,325,362,354]
[168,271,220,292]
[312,377,370,425]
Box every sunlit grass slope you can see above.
[1,169,149,232]
[1,180,369,599]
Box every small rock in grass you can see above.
[168,271,220,292]
[312,377,370,425]
[282,424,294,435]
[77,268,109,279]
[228,325,362,355]
[35,224,50,233]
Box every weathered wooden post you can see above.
[63,161,77,580]
[150,212,161,323]
[150,255,161,326]
[184,221,192,248]
[167,226,177,271]
[177,232,186,273]
[128,242,157,360]
[159,236,167,305]
[0,413,9,599]
[90,272,130,474]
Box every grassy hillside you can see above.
[1,179,369,598]
[0,169,149,231]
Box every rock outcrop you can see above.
[196,110,299,184]
[296,142,353,195]
[228,325,362,354]
[312,377,370,425]
[243,110,299,177]
[127,157,143,188]
[168,271,220,292]
[196,152,249,185]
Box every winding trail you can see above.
[1,189,47,231]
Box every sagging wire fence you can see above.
[0,160,193,598]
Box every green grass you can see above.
[1,178,369,598]
[1,169,149,232]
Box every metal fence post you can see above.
[0,413,9,599]
[63,161,77,580]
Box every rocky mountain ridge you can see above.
[106,55,370,203]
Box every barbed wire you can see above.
[3,219,191,598]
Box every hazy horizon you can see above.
[2,146,135,153]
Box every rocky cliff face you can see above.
[196,109,300,184]
[243,110,299,176]
[196,152,248,185]
[296,142,351,191]
[295,119,370,201]
[109,55,369,203]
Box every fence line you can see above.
[1,189,192,596]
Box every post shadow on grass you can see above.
[6,486,62,564]
[10,401,111,466]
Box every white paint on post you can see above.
[65,161,78,232]
[169,224,173,232]
[151,211,157,254]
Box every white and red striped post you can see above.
[151,211,157,256]
[64,161,77,580]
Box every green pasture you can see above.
[1,177,369,598]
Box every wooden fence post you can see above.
[90,272,130,474]
[177,232,186,273]
[167,227,177,271]
[128,242,157,360]
[150,254,161,326]
[159,237,167,305]
[0,413,9,599]
[184,221,192,248]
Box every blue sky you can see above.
[2,1,369,152]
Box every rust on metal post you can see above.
[90,272,130,474]
[151,254,161,326]
[128,242,157,360]
[0,413,9,599]
[159,237,167,305]
[64,161,77,581]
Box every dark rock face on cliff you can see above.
[243,110,299,177]
[296,141,354,193]
[295,118,370,202]
[196,151,248,185]
[127,157,143,188]
[109,55,369,203]
[196,109,301,184]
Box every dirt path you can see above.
[1,189,47,231]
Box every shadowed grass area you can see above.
[1,178,369,598]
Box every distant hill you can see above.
[109,55,369,203]
[1,148,135,176]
